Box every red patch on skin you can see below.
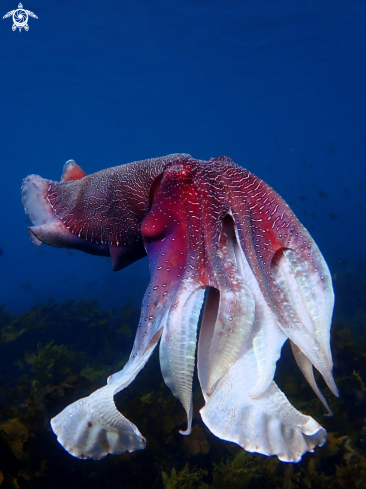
[62,164,86,182]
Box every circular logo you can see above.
[13,8,28,28]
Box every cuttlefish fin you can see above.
[61,160,87,182]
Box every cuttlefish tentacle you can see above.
[231,219,288,399]
[50,204,202,459]
[290,342,333,415]
[50,282,167,459]
[228,168,337,398]
[271,248,334,414]
[49,157,195,459]
[199,339,327,462]
[205,216,256,396]
[274,247,334,365]
[159,286,205,435]
[197,216,326,462]
[141,162,207,435]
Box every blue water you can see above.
[0,0,365,313]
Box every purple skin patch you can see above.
[21,154,337,462]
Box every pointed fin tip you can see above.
[317,363,339,398]
[329,379,339,398]
[179,405,193,436]
[206,379,219,397]
[291,342,338,414]
[248,380,270,400]
[28,227,42,246]
[61,160,87,182]
[179,425,192,436]
[108,242,147,271]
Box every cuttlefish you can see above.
[21,154,338,462]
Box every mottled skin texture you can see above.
[22,153,337,462]
[47,157,169,248]
[27,155,181,270]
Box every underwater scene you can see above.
[1,1,366,488]
[1,268,366,489]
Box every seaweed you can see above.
[0,266,366,489]
[212,451,261,488]
[162,465,209,489]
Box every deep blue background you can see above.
[0,0,365,313]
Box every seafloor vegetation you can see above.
[1,266,366,488]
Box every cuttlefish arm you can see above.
[141,162,208,435]
[143,159,330,463]
[196,214,325,463]
[227,166,337,401]
[142,161,257,436]
[50,271,170,459]
[22,154,193,458]
[51,159,210,457]
[196,159,336,461]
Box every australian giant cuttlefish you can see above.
[21,154,338,462]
